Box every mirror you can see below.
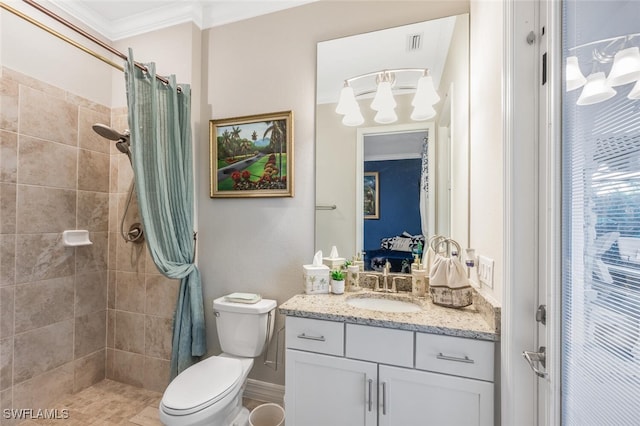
[315,14,469,272]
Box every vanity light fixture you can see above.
[335,68,440,126]
[568,33,640,104]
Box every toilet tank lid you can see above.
[213,296,277,314]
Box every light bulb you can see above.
[566,56,587,91]
[607,47,640,87]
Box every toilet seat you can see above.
[161,356,243,416]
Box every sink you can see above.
[346,296,422,313]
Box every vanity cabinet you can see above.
[284,317,494,426]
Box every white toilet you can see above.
[159,295,277,426]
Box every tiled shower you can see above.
[0,67,178,420]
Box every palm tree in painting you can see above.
[263,120,286,183]
[251,130,258,142]
[220,129,232,160]
[231,126,242,158]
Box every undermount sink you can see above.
[346,296,422,313]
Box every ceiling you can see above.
[44,0,317,41]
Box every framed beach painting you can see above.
[364,171,379,219]
[209,111,294,198]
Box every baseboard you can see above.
[244,379,285,404]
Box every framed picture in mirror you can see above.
[364,171,379,219]
[209,111,294,198]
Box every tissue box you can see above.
[323,257,346,270]
[303,264,330,294]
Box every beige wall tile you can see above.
[0,287,14,338]
[116,271,146,313]
[107,309,115,348]
[111,350,144,388]
[13,363,74,411]
[0,388,14,426]
[0,184,16,234]
[108,193,119,232]
[17,135,77,189]
[14,234,74,283]
[16,186,76,234]
[144,316,172,360]
[75,231,108,274]
[115,235,146,273]
[107,271,116,309]
[75,271,107,316]
[143,357,170,393]
[114,311,145,354]
[117,157,134,193]
[2,68,65,99]
[77,191,109,232]
[0,130,17,183]
[74,311,106,359]
[0,235,15,287]
[14,277,74,333]
[0,338,12,391]
[0,76,19,133]
[78,149,109,192]
[73,349,105,393]
[19,86,77,146]
[13,319,74,383]
[145,275,179,318]
[78,108,111,154]
[106,348,115,380]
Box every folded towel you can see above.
[225,292,262,304]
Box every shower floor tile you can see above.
[17,379,264,425]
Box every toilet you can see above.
[159,295,277,426]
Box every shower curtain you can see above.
[125,49,206,379]
[419,134,429,238]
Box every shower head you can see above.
[92,123,131,155]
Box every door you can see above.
[284,349,377,426]
[558,1,640,425]
[378,365,493,426]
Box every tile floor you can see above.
[17,379,265,425]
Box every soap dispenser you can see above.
[412,258,427,297]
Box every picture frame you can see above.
[210,111,294,198]
[363,171,379,219]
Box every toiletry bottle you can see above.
[412,260,427,297]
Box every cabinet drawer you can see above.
[285,317,344,356]
[345,324,413,367]
[415,333,494,382]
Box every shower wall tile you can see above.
[0,74,19,132]
[14,233,74,283]
[0,287,14,338]
[75,231,108,274]
[66,93,110,116]
[114,311,145,355]
[0,183,16,234]
[0,130,17,182]
[145,274,179,318]
[13,319,74,383]
[0,235,15,286]
[107,270,116,309]
[16,185,76,234]
[144,316,172,360]
[78,107,111,154]
[115,235,146,273]
[14,276,74,333]
[0,338,12,391]
[75,271,108,317]
[2,68,65,99]
[78,149,110,192]
[19,86,78,146]
[143,357,170,393]
[17,135,77,189]
[117,155,134,193]
[12,363,74,412]
[116,271,146,313]
[110,350,144,388]
[73,349,105,393]
[74,311,106,359]
[107,309,115,348]
[0,389,14,426]
[77,191,109,232]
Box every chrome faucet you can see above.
[376,262,396,292]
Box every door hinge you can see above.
[523,346,547,378]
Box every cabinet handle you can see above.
[367,378,373,412]
[296,333,325,342]
[381,382,387,415]
[436,352,475,364]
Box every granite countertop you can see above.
[279,290,500,342]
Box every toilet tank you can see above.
[213,296,277,357]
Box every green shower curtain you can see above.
[124,49,206,379]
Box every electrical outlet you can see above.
[478,255,494,288]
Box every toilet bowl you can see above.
[159,296,276,426]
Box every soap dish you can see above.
[62,230,93,247]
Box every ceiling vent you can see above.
[406,33,423,52]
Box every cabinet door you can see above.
[285,349,377,426]
[378,365,494,426]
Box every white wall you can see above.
[201,0,469,386]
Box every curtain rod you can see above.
[4,0,176,88]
